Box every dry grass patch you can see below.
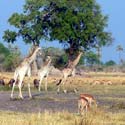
[0,108,125,125]
[1,72,125,87]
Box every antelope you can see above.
[33,79,39,89]
[92,80,101,85]
[0,79,5,86]
[78,96,89,115]
[8,78,24,88]
[80,93,97,107]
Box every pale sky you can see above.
[0,0,125,63]
[97,0,125,63]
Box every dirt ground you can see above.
[0,91,78,113]
[0,89,124,113]
[0,72,125,114]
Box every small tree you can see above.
[85,51,100,67]
[105,60,116,66]
[0,43,21,71]
[116,45,124,65]
[3,45,21,71]
[0,43,10,71]
[0,43,10,56]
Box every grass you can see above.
[0,108,125,125]
[110,102,125,110]
[0,72,125,125]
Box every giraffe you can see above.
[38,56,52,92]
[10,46,42,99]
[56,51,83,93]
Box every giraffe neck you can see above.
[28,48,39,64]
[43,59,51,67]
[69,52,82,68]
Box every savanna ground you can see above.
[0,72,125,125]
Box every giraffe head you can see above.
[78,50,83,55]
[45,56,52,64]
[35,46,42,56]
[46,56,51,61]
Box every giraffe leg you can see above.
[11,71,18,99]
[18,78,24,99]
[39,77,43,92]
[27,76,32,98]
[57,84,61,93]
[10,81,16,99]
[57,79,63,93]
[74,88,78,93]
[45,75,48,91]
[72,69,77,93]
[72,79,78,93]
[62,78,67,93]
[27,68,32,98]
[28,81,32,98]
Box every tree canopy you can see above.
[3,0,112,56]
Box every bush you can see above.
[0,43,21,71]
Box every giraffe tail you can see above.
[56,79,62,86]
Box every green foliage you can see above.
[85,51,100,66]
[0,43,10,66]
[3,0,112,55]
[0,43,21,71]
[43,47,64,57]
[0,43,10,56]
[42,47,67,67]
[3,30,17,43]
[4,53,20,71]
[4,45,21,71]
[105,60,116,66]
[55,54,68,68]
[43,46,84,67]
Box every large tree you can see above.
[3,0,112,60]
